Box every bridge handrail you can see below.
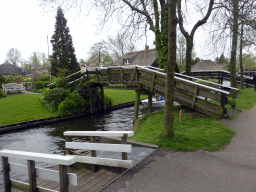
[0,149,77,192]
[176,72,239,91]
[136,66,231,95]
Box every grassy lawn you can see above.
[232,88,256,110]
[104,89,148,105]
[0,89,148,125]
[131,109,235,151]
[131,88,256,151]
[0,94,55,126]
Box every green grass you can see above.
[0,89,147,125]
[131,109,235,151]
[0,94,55,126]
[232,88,256,110]
[104,89,148,105]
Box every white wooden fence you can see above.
[0,150,77,192]
[64,131,134,170]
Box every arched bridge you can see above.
[65,66,239,118]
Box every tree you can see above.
[88,40,113,64]
[6,48,22,66]
[218,53,227,64]
[51,7,80,77]
[38,0,179,138]
[108,32,136,61]
[163,0,178,138]
[177,34,186,66]
[178,0,214,76]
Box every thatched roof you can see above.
[192,60,223,71]
[113,48,158,67]
[0,61,27,75]
[28,66,50,74]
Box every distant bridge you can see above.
[59,66,240,119]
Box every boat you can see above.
[141,97,165,108]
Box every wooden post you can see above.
[220,93,226,117]
[108,68,111,84]
[96,68,100,83]
[148,92,152,113]
[179,110,182,124]
[27,160,37,192]
[59,164,69,192]
[66,136,72,155]
[100,85,106,111]
[89,87,94,114]
[121,133,128,160]
[121,68,124,84]
[2,156,11,192]
[133,87,141,123]
[90,136,99,172]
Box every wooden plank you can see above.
[66,142,132,153]
[0,150,76,166]
[9,163,77,186]
[28,160,37,192]
[64,131,134,137]
[192,86,199,109]
[73,155,133,168]
[2,156,11,192]
[11,180,57,192]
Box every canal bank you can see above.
[0,101,138,133]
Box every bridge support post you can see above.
[100,85,106,111]
[148,92,152,113]
[133,87,141,124]
[89,87,94,114]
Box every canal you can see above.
[0,105,161,191]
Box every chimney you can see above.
[145,45,149,52]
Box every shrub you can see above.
[40,88,70,113]
[22,77,31,82]
[54,77,68,88]
[104,94,113,107]
[34,81,49,90]
[58,92,89,114]
[39,74,56,82]
[0,89,7,98]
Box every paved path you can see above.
[102,104,256,192]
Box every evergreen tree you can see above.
[51,7,80,78]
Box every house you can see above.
[0,61,27,76]
[113,46,158,67]
[28,65,50,74]
[191,60,223,71]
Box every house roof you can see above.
[0,61,27,75]
[113,49,158,66]
[191,60,223,71]
[28,66,50,74]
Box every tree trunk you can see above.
[185,37,193,76]
[239,23,244,89]
[163,0,177,138]
[230,0,239,88]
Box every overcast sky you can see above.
[0,0,218,67]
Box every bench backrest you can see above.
[2,83,24,89]
[64,131,134,168]
[0,150,77,192]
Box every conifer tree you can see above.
[51,7,80,78]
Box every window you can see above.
[123,58,130,65]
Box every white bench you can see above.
[0,150,77,192]
[64,131,134,170]
[2,83,26,95]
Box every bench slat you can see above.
[64,131,134,137]
[66,142,132,153]
[0,150,75,166]
[9,163,77,186]
[72,155,133,168]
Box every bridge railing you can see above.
[77,66,238,116]
[0,150,77,192]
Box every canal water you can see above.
[0,106,161,191]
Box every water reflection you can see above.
[0,106,164,190]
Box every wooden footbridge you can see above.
[66,66,239,119]
[188,70,256,88]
